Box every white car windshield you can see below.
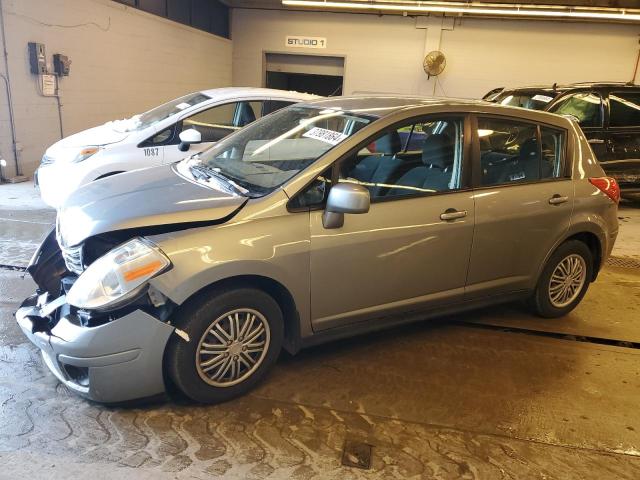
[111,92,211,132]
[187,105,374,196]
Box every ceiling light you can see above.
[282,1,640,23]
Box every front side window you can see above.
[182,101,264,142]
[182,102,239,142]
[338,117,464,199]
[609,91,640,127]
[547,92,602,128]
[189,106,373,197]
[478,118,566,186]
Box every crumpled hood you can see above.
[58,164,247,247]
[46,124,130,157]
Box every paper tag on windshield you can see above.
[303,127,347,145]
[532,94,554,103]
[176,102,191,110]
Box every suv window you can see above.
[547,92,602,128]
[338,117,464,199]
[609,91,640,127]
[478,119,566,186]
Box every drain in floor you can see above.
[342,440,373,469]
[606,256,640,269]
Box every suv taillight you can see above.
[589,177,620,204]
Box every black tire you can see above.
[530,240,593,318]
[165,287,284,404]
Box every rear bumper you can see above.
[16,295,174,403]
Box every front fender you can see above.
[146,212,311,330]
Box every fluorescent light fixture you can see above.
[282,1,640,23]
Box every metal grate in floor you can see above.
[606,256,640,269]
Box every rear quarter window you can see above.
[609,91,640,127]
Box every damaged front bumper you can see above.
[16,293,175,403]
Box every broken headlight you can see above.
[66,238,171,311]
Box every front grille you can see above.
[60,243,84,275]
[41,154,54,166]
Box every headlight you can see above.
[73,146,101,163]
[67,238,171,311]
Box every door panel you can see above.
[468,116,574,298]
[466,180,573,297]
[309,193,474,330]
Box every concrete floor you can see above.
[1,182,640,479]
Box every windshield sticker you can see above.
[303,127,348,145]
[175,102,192,110]
[532,94,554,103]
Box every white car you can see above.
[36,87,319,208]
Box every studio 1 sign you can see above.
[286,36,327,49]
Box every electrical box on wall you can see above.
[53,54,71,76]
[28,42,47,74]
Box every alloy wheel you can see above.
[548,254,587,309]
[195,308,271,387]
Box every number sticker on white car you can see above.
[144,147,159,157]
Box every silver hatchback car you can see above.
[17,97,620,404]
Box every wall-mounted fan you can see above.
[423,50,446,79]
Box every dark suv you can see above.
[488,85,567,110]
[488,82,640,198]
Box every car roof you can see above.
[298,95,569,125]
[301,95,487,113]
[199,87,320,102]
[500,82,638,93]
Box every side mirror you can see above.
[322,182,370,229]
[178,128,202,152]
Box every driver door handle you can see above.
[549,195,569,205]
[440,209,468,221]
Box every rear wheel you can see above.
[165,287,284,403]
[530,240,593,318]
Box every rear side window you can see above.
[547,92,602,128]
[540,127,566,179]
[263,100,295,115]
[478,118,565,186]
[609,91,640,127]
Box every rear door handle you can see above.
[440,209,468,221]
[549,195,569,205]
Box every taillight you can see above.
[589,177,620,204]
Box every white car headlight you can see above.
[67,238,171,311]
[72,146,101,163]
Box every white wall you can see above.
[0,0,232,178]
[232,8,639,99]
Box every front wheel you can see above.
[165,287,284,403]
[530,240,593,318]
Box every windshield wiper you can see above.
[189,163,251,197]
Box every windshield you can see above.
[186,105,374,196]
[111,92,211,132]
[494,91,557,110]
